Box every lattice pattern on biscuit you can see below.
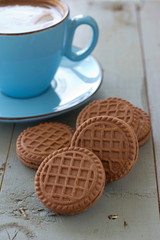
[72,116,138,183]
[77,98,135,128]
[78,123,128,175]
[41,151,95,203]
[22,124,72,154]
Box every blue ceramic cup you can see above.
[0,0,99,98]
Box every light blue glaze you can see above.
[64,16,99,61]
[0,54,102,122]
[0,10,98,98]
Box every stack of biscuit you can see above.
[16,97,151,215]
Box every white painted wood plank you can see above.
[139,2,160,195]
[0,1,160,239]
[69,0,148,106]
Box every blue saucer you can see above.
[0,55,102,122]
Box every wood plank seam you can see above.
[0,124,15,191]
[136,3,160,216]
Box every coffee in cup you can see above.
[0,1,64,33]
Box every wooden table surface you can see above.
[0,1,160,239]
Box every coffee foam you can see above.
[0,4,63,34]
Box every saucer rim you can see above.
[0,56,103,122]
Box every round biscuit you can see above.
[35,147,105,215]
[72,116,139,183]
[16,122,74,169]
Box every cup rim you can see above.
[0,0,70,36]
